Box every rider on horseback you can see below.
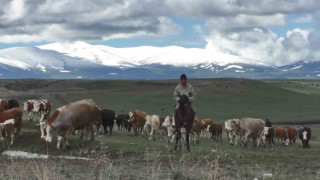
[173,74,196,118]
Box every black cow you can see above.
[8,99,20,109]
[115,114,127,130]
[299,127,311,148]
[101,109,115,135]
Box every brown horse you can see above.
[174,94,195,152]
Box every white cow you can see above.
[23,99,37,121]
[149,115,161,141]
[162,116,176,143]
[229,118,265,147]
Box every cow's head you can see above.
[23,102,29,111]
[46,125,53,142]
[162,116,172,128]
[33,100,41,112]
[207,125,211,132]
[39,122,47,140]
[128,111,134,122]
[229,119,240,144]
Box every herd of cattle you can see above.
[0,98,314,150]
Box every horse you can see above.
[174,94,195,152]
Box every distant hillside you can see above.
[2,78,320,123]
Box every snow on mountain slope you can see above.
[39,41,266,67]
[0,47,104,73]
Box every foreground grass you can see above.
[1,121,320,179]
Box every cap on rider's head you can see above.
[180,74,187,80]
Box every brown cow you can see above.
[207,123,223,143]
[287,127,298,145]
[275,127,289,145]
[200,118,213,137]
[0,99,9,112]
[0,119,15,145]
[23,100,37,121]
[192,118,202,144]
[45,99,101,149]
[0,107,22,137]
[129,110,147,136]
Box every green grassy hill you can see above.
[2,78,320,123]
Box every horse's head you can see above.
[178,94,190,107]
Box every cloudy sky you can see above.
[0,0,320,66]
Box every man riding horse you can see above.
[173,74,196,152]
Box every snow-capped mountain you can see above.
[0,42,319,79]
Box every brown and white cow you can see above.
[161,116,175,143]
[0,107,23,137]
[287,127,298,146]
[129,110,147,136]
[229,118,265,147]
[39,105,67,140]
[33,99,52,122]
[0,119,15,145]
[191,117,202,144]
[0,99,9,112]
[207,123,223,143]
[261,127,275,147]
[274,127,289,145]
[45,99,101,149]
[23,100,37,121]
[200,118,213,138]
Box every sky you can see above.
[0,0,320,66]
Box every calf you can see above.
[162,116,176,143]
[129,110,146,136]
[147,115,161,141]
[207,123,222,143]
[101,109,115,135]
[0,119,15,145]
[23,100,37,121]
[0,107,23,137]
[299,127,311,148]
[261,127,275,147]
[275,127,289,145]
[0,99,9,112]
[287,127,298,146]
[192,118,202,144]
[200,118,213,138]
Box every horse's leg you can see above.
[186,130,190,152]
[175,130,180,151]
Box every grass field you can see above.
[1,78,320,179]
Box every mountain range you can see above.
[0,41,319,79]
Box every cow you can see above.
[200,118,213,137]
[8,99,20,109]
[191,118,202,144]
[0,99,9,112]
[162,116,176,143]
[299,127,311,148]
[129,110,146,136]
[39,105,67,140]
[147,115,161,141]
[207,123,223,143]
[287,127,298,146]
[33,99,52,122]
[101,109,115,135]
[0,107,23,138]
[229,118,265,147]
[224,119,234,141]
[0,119,15,145]
[274,127,289,145]
[23,100,37,121]
[45,99,101,149]
[261,127,275,147]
